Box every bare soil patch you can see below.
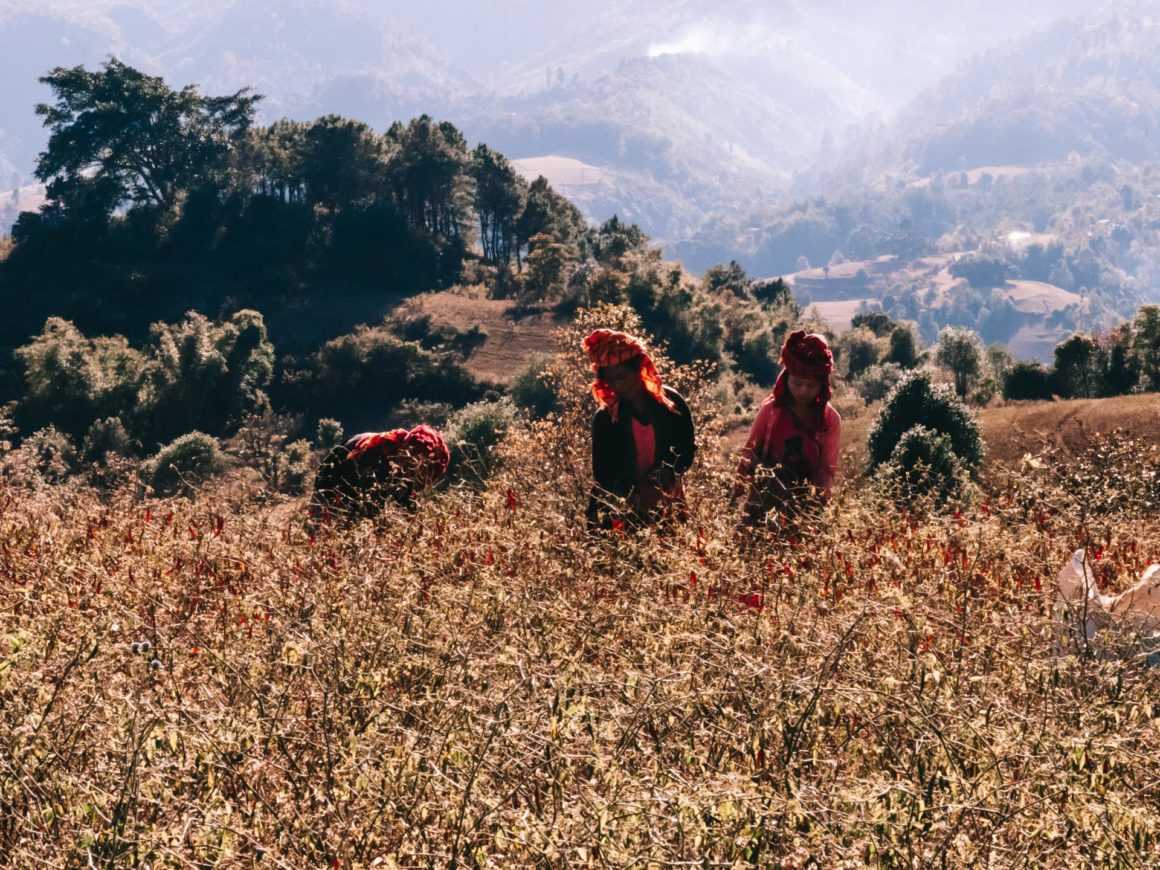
[511,155,605,191]
[809,299,867,332]
[1006,280,1081,314]
[411,291,561,384]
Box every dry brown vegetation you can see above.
[2,314,1159,867]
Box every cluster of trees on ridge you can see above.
[0,60,594,346]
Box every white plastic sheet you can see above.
[1053,548,1160,661]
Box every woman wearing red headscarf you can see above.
[734,330,841,526]
[311,424,450,521]
[582,329,696,529]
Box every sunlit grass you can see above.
[1,320,1158,866]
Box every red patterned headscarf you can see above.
[582,329,677,422]
[772,330,834,406]
[347,424,450,485]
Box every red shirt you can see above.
[737,398,842,496]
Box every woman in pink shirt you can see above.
[734,330,841,526]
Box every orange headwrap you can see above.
[582,329,677,422]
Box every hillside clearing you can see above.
[411,291,561,384]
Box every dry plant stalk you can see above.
[0,321,1158,867]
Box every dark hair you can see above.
[771,368,833,410]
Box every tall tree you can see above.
[885,324,920,369]
[515,176,586,267]
[385,115,473,244]
[247,119,308,203]
[1098,322,1140,396]
[471,144,525,264]
[1131,304,1160,392]
[35,59,260,215]
[300,115,385,213]
[1052,333,1098,398]
[935,326,984,399]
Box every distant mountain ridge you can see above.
[882,9,1160,171]
[0,0,1126,243]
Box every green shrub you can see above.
[726,325,780,386]
[386,400,454,430]
[836,326,880,378]
[292,325,483,431]
[447,397,519,484]
[885,324,920,368]
[1003,362,1055,400]
[2,426,77,485]
[279,439,313,496]
[0,404,17,453]
[81,416,135,463]
[315,418,344,449]
[147,431,225,496]
[13,312,274,449]
[15,318,153,440]
[876,425,966,506]
[510,356,559,419]
[868,371,984,473]
[146,310,275,444]
[853,362,905,404]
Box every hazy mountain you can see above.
[0,0,1122,241]
[0,5,151,185]
[154,0,475,119]
[896,11,1160,172]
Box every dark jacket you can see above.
[588,385,695,528]
[312,433,412,520]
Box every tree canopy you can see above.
[35,58,260,215]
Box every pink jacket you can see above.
[737,398,842,496]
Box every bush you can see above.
[147,310,275,445]
[15,318,153,440]
[446,397,519,484]
[1003,362,1055,400]
[510,356,560,419]
[876,425,966,506]
[1,426,77,486]
[291,325,483,431]
[233,406,313,496]
[0,404,18,453]
[147,432,225,496]
[13,311,275,449]
[279,440,314,496]
[385,399,454,430]
[726,325,781,386]
[867,371,984,473]
[836,326,880,379]
[315,418,344,450]
[885,324,920,368]
[853,362,904,404]
[81,416,135,463]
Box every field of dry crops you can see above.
[2,325,1159,867]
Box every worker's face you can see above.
[788,373,823,405]
[600,359,645,403]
